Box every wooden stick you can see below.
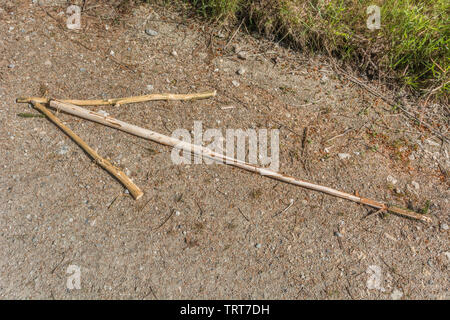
[31,102,143,200]
[17,90,217,106]
[48,100,431,223]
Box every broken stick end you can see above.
[133,191,144,200]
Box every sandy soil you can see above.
[0,1,448,299]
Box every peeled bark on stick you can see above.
[17,90,216,106]
[32,102,144,200]
[48,99,431,223]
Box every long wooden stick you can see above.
[48,100,431,223]
[32,102,143,200]
[17,90,217,106]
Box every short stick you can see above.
[48,100,431,223]
[32,102,143,200]
[17,90,217,106]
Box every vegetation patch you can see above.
[174,0,449,100]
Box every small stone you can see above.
[338,153,351,160]
[384,233,397,241]
[57,145,69,155]
[411,181,420,190]
[255,243,262,249]
[175,210,181,216]
[237,51,247,60]
[171,50,178,57]
[391,289,403,300]
[146,84,154,91]
[320,74,329,83]
[386,175,398,185]
[440,223,449,231]
[237,67,246,75]
[79,67,86,72]
[232,80,240,87]
[145,28,158,36]
[124,189,130,194]
[334,231,343,238]
[26,214,31,221]
[44,59,51,66]
[444,252,450,262]
[8,64,15,68]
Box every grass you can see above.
[180,0,449,99]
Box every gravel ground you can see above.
[0,1,448,299]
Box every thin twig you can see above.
[334,66,448,143]
[154,209,176,231]
[31,102,143,199]
[17,91,217,106]
[224,18,244,49]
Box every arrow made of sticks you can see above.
[43,99,431,223]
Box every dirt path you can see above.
[1,1,448,299]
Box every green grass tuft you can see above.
[181,0,449,98]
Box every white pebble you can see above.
[386,175,398,185]
[145,29,158,36]
[237,51,247,60]
[338,153,351,160]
